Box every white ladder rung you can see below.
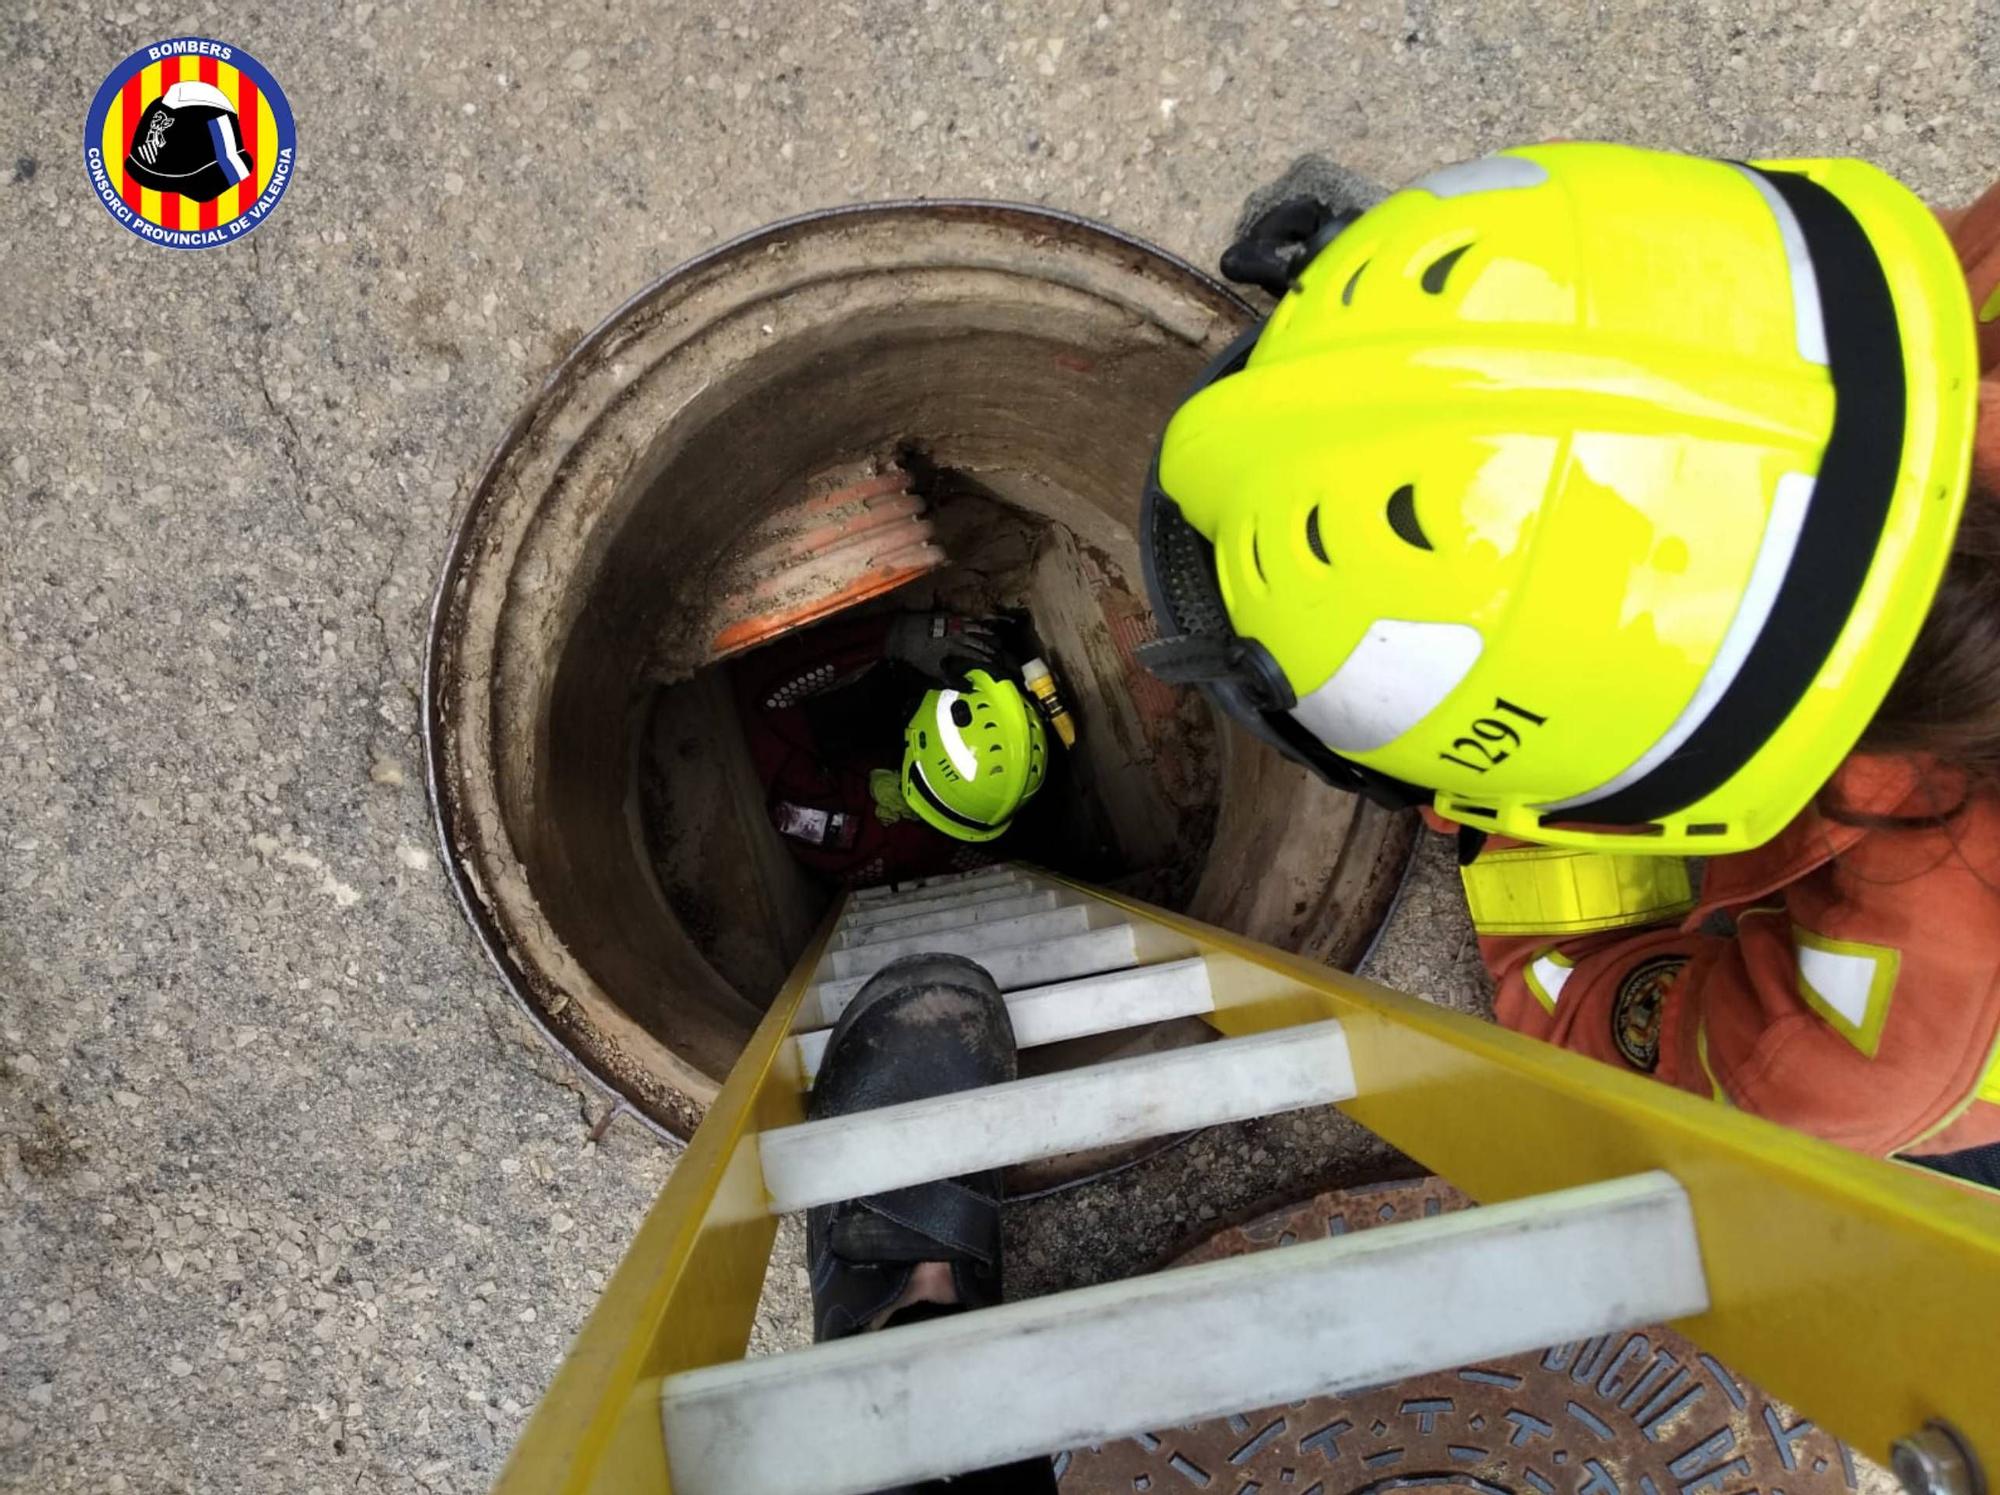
[792,957,1215,1081]
[839,889,1063,947]
[827,905,1096,979]
[659,1172,1708,1495]
[759,1020,1353,1213]
[844,875,1040,923]
[850,867,1017,906]
[804,924,1151,1028]
[842,878,1038,932]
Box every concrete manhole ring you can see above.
[1057,1178,1870,1495]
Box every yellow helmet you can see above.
[1142,142,1978,853]
[901,670,1049,843]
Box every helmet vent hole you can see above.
[1385,485,1432,551]
[1421,244,1470,295]
[1304,505,1328,564]
[1341,260,1368,306]
[918,730,929,749]
[1251,531,1266,583]
[950,700,974,728]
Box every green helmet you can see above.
[900,669,1049,842]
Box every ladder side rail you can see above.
[493,899,847,1494]
[1041,870,2000,1465]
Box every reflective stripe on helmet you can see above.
[1538,471,1813,816]
[934,690,980,779]
[1541,165,1906,829]
[1730,164,1829,366]
[1411,153,1550,199]
[1288,619,1483,755]
[906,761,999,834]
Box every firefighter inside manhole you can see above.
[636,454,1223,1009]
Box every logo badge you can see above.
[84,37,295,249]
[1611,954,1688,1074]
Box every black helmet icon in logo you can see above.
[123,81,254,203]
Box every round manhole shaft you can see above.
[425,202,1413,1142]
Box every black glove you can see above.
[1219,195,1357,297]
[884,613,1005,687]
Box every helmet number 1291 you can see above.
[1438,698,1549,774]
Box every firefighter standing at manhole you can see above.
[1141,142,2000,1189]
[734,609,1064,887]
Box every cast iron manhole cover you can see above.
[1057,1177,1869,1495]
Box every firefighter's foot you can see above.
[805,954,1016,1343]
[867,1260,959,1329]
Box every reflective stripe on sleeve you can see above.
[1791,925,1900,1058]
[1977,1041,2000,1108]
[1696,1021,1734,1107]
[1522,948,1575,1015]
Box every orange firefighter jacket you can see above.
[1474,756,2000,1158]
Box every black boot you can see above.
[807,953,1016,1340]
[805,952,1059,1494]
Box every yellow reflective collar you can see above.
[1460,846,1695,936]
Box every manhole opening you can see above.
[638,471,1224,1009]
[429,204,1413,1137]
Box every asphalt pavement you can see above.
[5,2,1995,1490]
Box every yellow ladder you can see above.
[497,865,2000,1494]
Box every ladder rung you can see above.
[842,878,1038,931]
[850,867,1017,906]
[827,905,1096,979]
[793,957,1215,1081]
[759,1020,1353,1213]
[659,1172,1707,1495]
[805,924,1147,1027]
[839,889,1062,947]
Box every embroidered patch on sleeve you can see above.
[1791,925,1900,1058]
[1611,955,1687,1073]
